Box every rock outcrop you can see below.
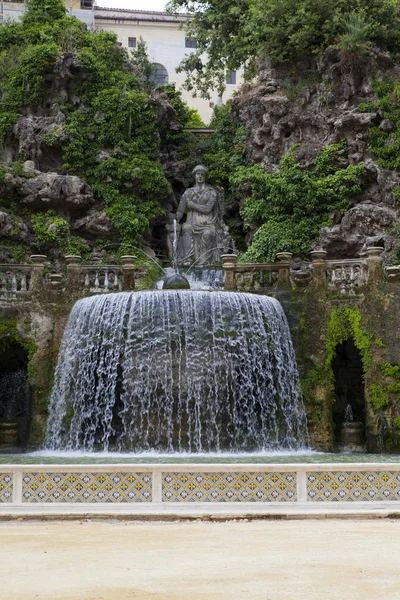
[232,48,400,259]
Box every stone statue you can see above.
[175,165,229,266]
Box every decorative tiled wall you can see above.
[22,472,152,503]
[307,471,400,502]
[162,471,297,502]
[0,473,13,503]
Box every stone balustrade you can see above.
[233,264,280,292]
[81,266,123,294]
[0,266,32,301]
[0,248,394,302]
[222,248,388,293]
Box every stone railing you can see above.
[0,248,392,302]
[0,255,137,302]
[0,266,31,300]
[0,255,50,301]
[1,463,400,510]
[222,248,386,293]
[81,266,123,294]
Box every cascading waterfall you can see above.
[45,290,308,452]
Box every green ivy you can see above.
[236,142,365,262]
[368,383,389,411]
[325,307,372,382]
[31,211,70,250]
[392,416,400,430]
[358,77,400,170]
[0,315,37,368]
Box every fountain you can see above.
[45,290,308,453]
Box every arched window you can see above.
[151,63,169,86]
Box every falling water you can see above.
[344,403,354,423]
[45,291,308,452]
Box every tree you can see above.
[23,0,66,24]
[167,0,400,97]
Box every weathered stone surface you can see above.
[73,210,115,237]
[19,172,94,208]
[0,210,30,242]
[232,48,400,258]
[321,203,399,258]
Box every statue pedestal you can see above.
[339,422,365,453]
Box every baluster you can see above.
[0,273,6,292]
[94,270,100,290]
[248,272,255,292]
[104,269,109,292]
[235,273,243,291]
[118,273,122,291]
[20,273,27,292]
[84,272,90,288]
[254,271,261,291]
[11,273,17,292]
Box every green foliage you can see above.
[31,211,70,250]
[128,39,157,94]
[24,0,66,25]
[368,383,389,411]
[186,108,206,128]
[336,14,372,54]
[0,2,187,251]
[237,143,365,262]
[281,74,322,101]
[381,362,400,394]
[167,0,400,96]
[31,210,91,256]
[201,104,249,250]
[359,77,400,171]
[0,315,37,366]
[300,307,372,417]
[392,416,400,429]
[0,241,29,262]
[205,104,248,186]
[325,307,372,383]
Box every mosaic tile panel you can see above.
[162,472,297,502]
[22,472,152,503]
[307,471,400,502]
[0,473,13,503]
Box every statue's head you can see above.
[192,165,207,185]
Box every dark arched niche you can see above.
[0,341,30,448]
[331,338,365,444]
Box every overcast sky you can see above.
[97,0,170,11]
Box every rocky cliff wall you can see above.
[232,48,400,260]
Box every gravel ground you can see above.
[0,518,399,599]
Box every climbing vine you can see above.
[0,315,37,368]
[235,142,366,262]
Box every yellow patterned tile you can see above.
[0,473,12,503]
[307,471,400,502]
[162,472,297,502]
[22,472,152,503]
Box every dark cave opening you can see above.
[332,339,365,446]
[0,342,31,448]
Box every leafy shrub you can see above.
[236,142,365,261]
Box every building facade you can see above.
[1,1,242,122]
